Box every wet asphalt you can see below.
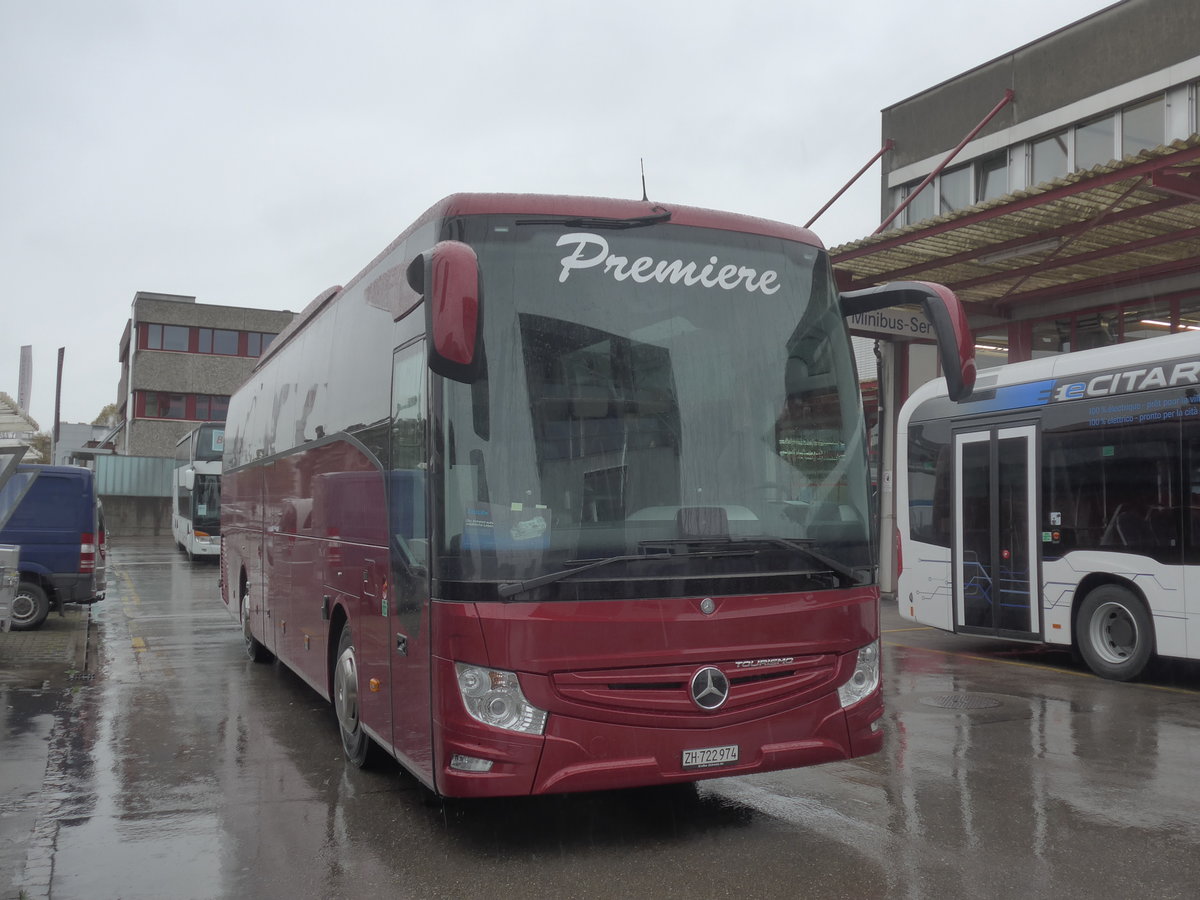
[2,536,1198,899]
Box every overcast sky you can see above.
[2,0,1113,434]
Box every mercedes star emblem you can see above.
[690,666,730,710]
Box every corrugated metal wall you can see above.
[96,455,173,497]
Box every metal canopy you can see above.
[831,135,1200,319]
[0,392,38,436]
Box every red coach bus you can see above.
[220,193,974,797]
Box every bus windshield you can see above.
[192,473,221,531]
[436,217,871,596]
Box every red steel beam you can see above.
[984,254,1200,313]
[805,140,894,229]
[952,224,1200,292]
[874,89,1015,235]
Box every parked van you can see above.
[0,465,107,630]
[0,544,17,632]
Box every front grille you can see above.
[550,653,840,725]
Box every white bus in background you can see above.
[173,422,224,561]
[897,329,1200,681]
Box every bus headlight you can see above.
[837,639,880,708]
[455,663,548,735]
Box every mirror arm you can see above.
[840,280,976,401]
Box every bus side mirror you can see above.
[840,281,977,402]
[407,241,484,384]
[184,467,196,491]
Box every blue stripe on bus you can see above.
[964,379,1056,414]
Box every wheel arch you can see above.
[326,602,349,697]
[19,570,58,605]
[1071,572,1154,652]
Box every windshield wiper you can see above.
[497,552,675,599]
[497,536,861,600]
[639,536,861,586]
[516,208,672,230]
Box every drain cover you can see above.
[919,693,1003,710]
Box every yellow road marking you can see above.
[131,636,147,652]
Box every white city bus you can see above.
[173,422,224,561]
[897,329,1200,681]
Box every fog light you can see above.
[451,754,494,773]
[837,639,881,708]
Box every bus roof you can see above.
[904,328,1200,420]
[258,193,825,371]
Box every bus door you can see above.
[953,423,1041,639]
[387,342,434,778]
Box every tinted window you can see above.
[163,325,189,351]
[1032,132,1068,185]
[939,166,970,214]
[1123,97,1164,156]
[907,421,952,548]
[1042,397,1183,563]
[1076,115,1115,170]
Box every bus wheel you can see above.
[10,581,50,631]
[1077,585,1154,682]
[334,625,379,768]
[241,590,272,663]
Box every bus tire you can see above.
[10,581,51,631]
[241,590,272,663]
[1077,584,1154,682]
[334,625,380,768]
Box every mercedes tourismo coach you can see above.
[220,193,975,797]
[898,329,1200,682]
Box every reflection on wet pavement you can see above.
[11,538,1199,899]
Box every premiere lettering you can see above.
[556,232,781,296]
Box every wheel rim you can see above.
[11,590,36,623]
[1089,600,1139,665]
[334,643,360,736]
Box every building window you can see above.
[246,332,277,357]
[1179,296,1200,332]
[138,391,230,421]
[1027,299,1200,362]
[1073,311,1119,351]
[1122,300,1174,341]
[1031,131,1068,186]
[1075,114,1115,170]
[939,166,971,214]
[1122,96,1165,156]
[898,179,934,226]
[976,152,1009,202]
[198,328,239,355]
[142,391,186,419]
[144,323,189,351]
[973,330,1009,369]
[194,394,230,421]
[141,324,278,357]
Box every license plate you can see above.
[681,744,739,769]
